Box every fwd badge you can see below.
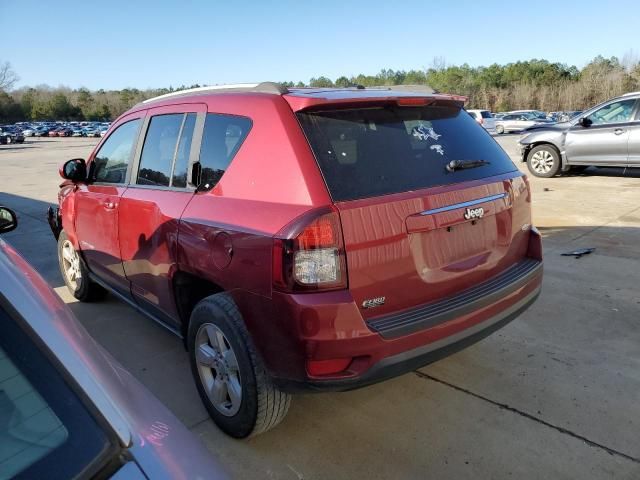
[362,297,386,309]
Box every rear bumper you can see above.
[367,258,540,339]
[266,255,542,393]
[277,283,540,392]
[243,227,545,393]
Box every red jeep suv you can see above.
[49,83,543,438]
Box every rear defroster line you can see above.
[414,371,640,465]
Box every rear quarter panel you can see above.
[177,94,332,296]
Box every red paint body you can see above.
[57,87,542,390]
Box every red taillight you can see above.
[297,215,336,248]
[273,207,348,292]
[478,117,484,125]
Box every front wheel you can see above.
[527,145,561,178]
[57,230,106,301]
[496,124,505,134]
[188,294,291,438]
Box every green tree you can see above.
[309,76,334,87]
[48,93,82,120]
[334,76,351,87]
[77,88,94,118]
[0,92,22,122]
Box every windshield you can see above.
[297,103,517,202]
[0,308,116,479]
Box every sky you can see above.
[1,0,638,91]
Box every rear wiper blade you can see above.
[446,159,491,172]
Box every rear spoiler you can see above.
[285,91,467,112]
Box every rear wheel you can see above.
[527,145,561,178]
[496,124,505,134]
[57,230,106,301]
[188,293,291,438]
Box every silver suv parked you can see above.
[519,92,640,177]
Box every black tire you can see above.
[526,144,561,178]
[188,293,291,438]
[496,124,505,134]
[57,230,106,301]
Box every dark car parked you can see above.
[0,126,25,144]
[519,92,640,177]
[49,83,543,438]
[0,206,228,479]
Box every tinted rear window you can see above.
[297,104,517,201]
[481,111,493,118]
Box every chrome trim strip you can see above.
[419,193,507,216]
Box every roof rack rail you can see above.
[620,91,640,97]
[141,82,289,104]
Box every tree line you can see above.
[1,54,639,123]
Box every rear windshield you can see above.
[481,111,493,118]
[297,104,517,202]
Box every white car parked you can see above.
[467,109,496,132]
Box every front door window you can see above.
[586,99,636,125]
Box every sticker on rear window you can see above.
[412,124,441,142]
[430,144,444,155]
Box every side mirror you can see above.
[0,207,17,234]
[578,117,592,127]
[60,158,87,182]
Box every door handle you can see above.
[103,201,116,210]
[614,128,625,135]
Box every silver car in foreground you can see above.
[0,207,228,479]
[518,92,640,177]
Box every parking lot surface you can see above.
[1,137,639,479]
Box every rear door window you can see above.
[297,104,517,201]
[137,114,183,187]
[136,113,199,188]
[172,113,197,188]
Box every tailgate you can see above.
[337,174,531,320]
[296,100,533,322]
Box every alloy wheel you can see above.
[195,323,242,416]
[61,240,82,290]
[530,150,555,174]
